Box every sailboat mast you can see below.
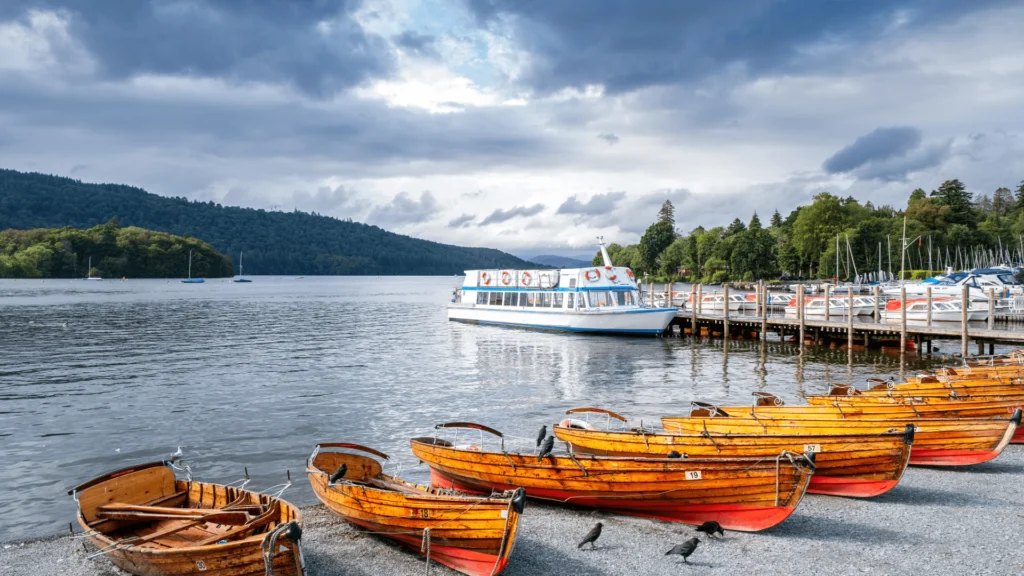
[188,250,192,280]
[836,234,840,282]
[900,215,907,282]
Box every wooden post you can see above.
[824,284,831,320]
[988,288,995,330]
[798,285,805,347]
[900,286,907,353]
[666,282,673,310]
[873,285,880,322]
[847,287,854,350]
[961,284,969,357]
[697,284,703,314]
[926,286,932,327]
[690,283,697,335]
[760,281,768,342]
[723,283,730,338]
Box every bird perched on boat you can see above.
[577,522,603,549]
[667,450,682,458]
[666,538,700,563]
[329,464,348,484]
[536,425,547,448]
[537,436,555,462]
[695,521,724,538]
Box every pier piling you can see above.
[847,287,853,350]
[900,286,907,353]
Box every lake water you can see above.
[0,277,981,542]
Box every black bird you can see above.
[665,537,700,563]
[328,463,347,484]
[577,522,603,549]
[695,520,724,538]
[536,425,547,448]
[666,450,682,458]
[537,435,555,462]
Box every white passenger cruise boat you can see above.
[447,242,678,335]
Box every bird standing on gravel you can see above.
[577,522,603,549]
[537,436,555,462]
[666,538,700,563]
[536,425,547,448]
[696,521,724,538]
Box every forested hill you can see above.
[0,169,533,275]
[0,223,233,279]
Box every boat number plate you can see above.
[196,560,207,571]
[500,510,508,519]
[685,471,702,480]
[914,425,921,432]
[803,444,821,454]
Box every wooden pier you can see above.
[646,282,1024,355]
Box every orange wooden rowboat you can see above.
[307,443,523,576]
[69,460,303,576]
[661,398,1021,466]
[411,422,815,532]
[827,381,1024,399]
[552,407,913,498]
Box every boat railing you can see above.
[432,422,546,454]
[563,407,630,431]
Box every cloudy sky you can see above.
[2,1,1023,258]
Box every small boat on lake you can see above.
[307,442,523,576]
[233,251,252,283]
[180,250,205,284]
[69,459,303,575]
[84,256,102,281]
[688,292,753,312]
[784,295,865,317]
[447,240,677,335]
[552,407,913,498]
[411,422,815,532]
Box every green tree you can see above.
[769,210,782,228]
[658,200,675,226]
[930,179,974,227]
[639,219,676,272]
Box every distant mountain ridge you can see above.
[0,169,533,275]
[528,254,592,268]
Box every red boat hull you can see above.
[808,476,899,498]
[909,448,1000,466]
[1013,428,1024,444]
[346,516,507,576]
[430,470,797,532]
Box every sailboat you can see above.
[233,251,252,283]
[83,256,102,281]
[180,250,205,284]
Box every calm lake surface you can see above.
[0,276,988,541]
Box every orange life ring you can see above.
[584,269,601,282]
[500,271,512,285]
[626,269,635,281]
[558,418,597,431]
[521,271,532,286]
[481,272,491,286]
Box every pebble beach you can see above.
[4,447,1022,576]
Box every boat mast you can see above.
[887,235,892,280]
[188,250,192,280]
[900,215,907,282]
[835,234,840,282]
[597,236,613,267]
[240,251,244,277]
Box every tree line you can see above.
[0,219,234,279]
[595,179,1024,283]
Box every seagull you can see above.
[665,537,700,563]
[537,436,555,462]
[695,521,724,538]
[329,464,348,484]
[171,447,184,458]
[536,425,547,448]
[577,522,603,549]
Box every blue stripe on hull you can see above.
[448,318,668,335]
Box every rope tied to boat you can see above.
[421,527,431,575]
[261,521,302,576]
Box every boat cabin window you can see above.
[504,292,518,306]
[518,292,530,307]
[624,291,636,305]
[569,278,577,289]
[489,292,501,306]
[567,293,575,308]
[614,291,627,306]
[578,294,587,309]
[539,292,553,307]
[553,293,564,308]
[589,291,613,308]
[477,291,488,305]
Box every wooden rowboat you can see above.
[411,422,815,532]
[307,443,523,576]
[552,407,913,498]
[828,381,1024,399]
[662,399,1021,466]
[69,460,303,576]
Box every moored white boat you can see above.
[880,298,963,322]
[688,292,752,312]
[447,241,677,335]
[784,295,859,317]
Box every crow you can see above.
[665,537,700,563]
[666,450,682,458]
[328,463,348,484]
[536,425,547,448]
[577,522,603,549]
[537,436,555,462]
[695,520,724,538]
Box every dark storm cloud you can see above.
[479,203,545,225]
[393,30,438,57]
[557,191,625,216]
[596,132,619,145]
[367,191,440,226]
[823,126,922,173]
[447,213,475,228]
[5,0,390,97]
[468,0,1008,94]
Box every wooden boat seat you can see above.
[76,464,177,523]
[690,401,730,417]
[829,384,862,396]
[753,392,786,406]
[312,451,382,482]
[192,502,279,546]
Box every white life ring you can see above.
[584,269,601,282]
[521,271,533,286]
[558,418,597,431]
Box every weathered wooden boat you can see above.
[69,460,303,576]
[552,408,912,498]
[307,443,523,576]
[661,398,1021,466]
[411,422,815,532]
[828,380,1024,399]
[906,365,1024,382]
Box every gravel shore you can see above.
[5,447,1023,576]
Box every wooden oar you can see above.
[98,503,264,516]
[125,495,255,546]
[98,509,250,525]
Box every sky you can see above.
[2,1,1023,259]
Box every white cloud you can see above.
[0,9,93,74]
